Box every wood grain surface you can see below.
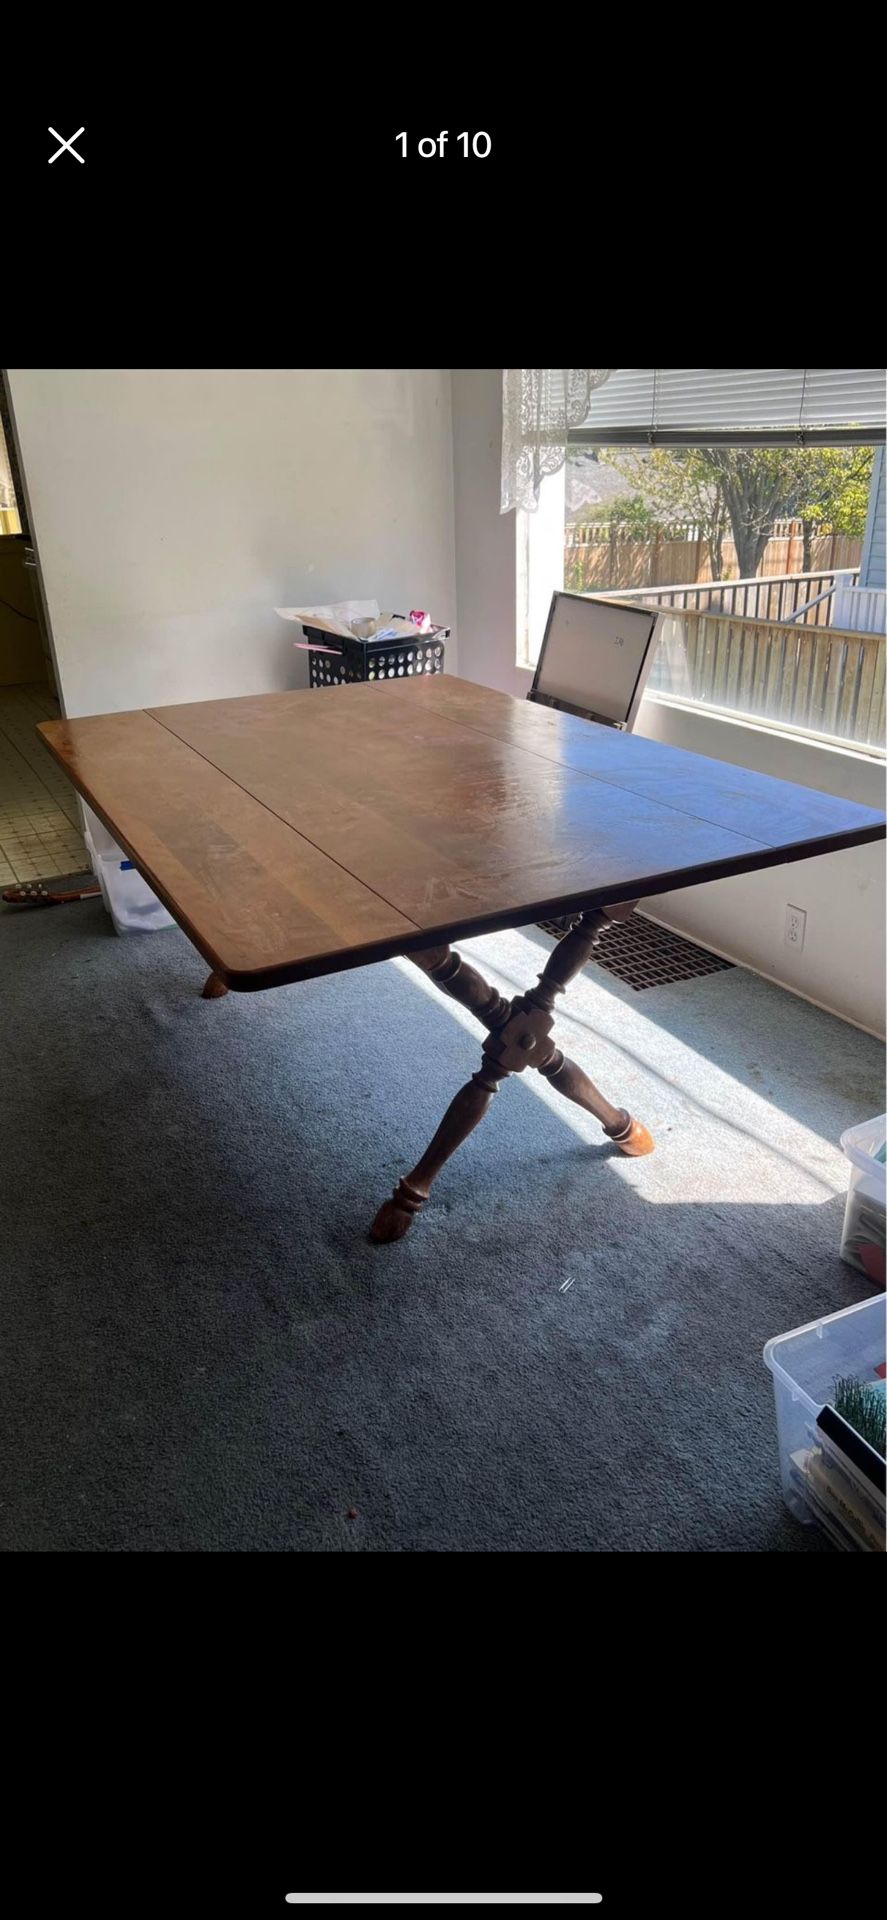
[37,709,417,986]
[37,676,885,989]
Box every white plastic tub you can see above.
[839,1114,886,1288]
[82,804,174,936]
[763,1294,886,1549]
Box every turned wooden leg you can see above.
[369,1059,509,1242]
[201,971,229,999]
[528,905,653,1155]
[538,1050,654,1156]
[370,912,654,1244]
[369,945,512,1241]
[409,944,510,1028]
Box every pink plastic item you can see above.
[409,610,431,634]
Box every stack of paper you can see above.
[276,601,442,644]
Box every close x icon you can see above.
[48,126,85,164]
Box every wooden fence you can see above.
[564,525,862,595]
[647,607,885,747]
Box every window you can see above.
[517,370,886,753]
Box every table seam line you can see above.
[142,710,425,940]
[414,682,882,851]
[388,684,781,848]
[149,691,776,862]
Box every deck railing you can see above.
[645,607,885,749]
[609,567,860,627]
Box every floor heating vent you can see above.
[538,913,734,990]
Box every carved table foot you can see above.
[369,1064,507,1242]
[370,908,655,1243]
[201,971,229,999]
[603,1113,655,1156]
[369,1181,426,1244]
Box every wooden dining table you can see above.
[38,675,886,1243]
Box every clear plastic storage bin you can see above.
[82,804,174,936]
[763,1294,886,1550]
[839,1114,886,1287]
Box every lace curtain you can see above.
[500,369,613,513]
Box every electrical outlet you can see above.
[785,905,806,951]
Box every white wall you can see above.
[6,368,457,715]
[452,367,886,1037]
[638,700,886,1036]
[451,368,524,698]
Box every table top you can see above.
[38,675,886,990]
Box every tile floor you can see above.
[0,683,88,884]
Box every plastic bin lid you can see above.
[763,1291,886,1396]
[840,1114,887,1178]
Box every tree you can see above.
[608,444,875,582]
[601,493,658,536]
[610,448,731,579]
[795,446,874,569]
[691,448,813,580]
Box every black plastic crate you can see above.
[305,625,448,687]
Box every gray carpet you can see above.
[1,898,882,1552]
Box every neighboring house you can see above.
[833,447,886,633]
[565,455,631,521]
[860,445,886,587]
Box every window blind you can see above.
[570,369,886,444]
